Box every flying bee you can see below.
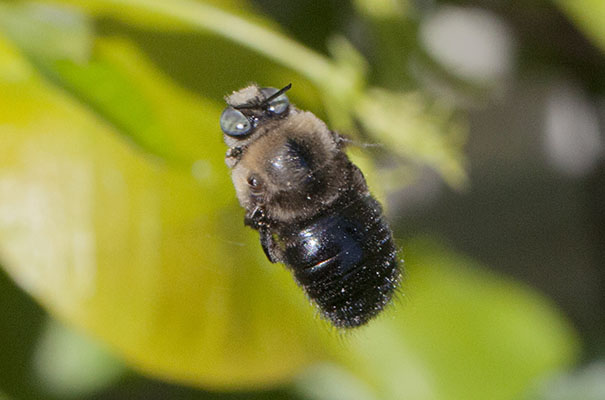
[219,83,401,328]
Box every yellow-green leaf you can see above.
[555,0,605,52]
[355,88,467,188]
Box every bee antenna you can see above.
[263,83,292,105]
[235,83,292,110]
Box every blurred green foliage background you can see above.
[0,0,603,399]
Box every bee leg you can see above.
[259,228,283,264]
[330,130,348,149]
[225,146,245,168]
[244,206,266,230]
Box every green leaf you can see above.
[35,0,264,31]
[555,0,605,52]
[50,38,222,167]
[355,89,467,187]
[42,0,358,96]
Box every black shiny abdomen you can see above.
[281,193,400,328]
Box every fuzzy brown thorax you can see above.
[228,109,344,223]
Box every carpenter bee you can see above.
[219,83,401,328]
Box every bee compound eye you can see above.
[220,107,252,137]
[260,87,289,115]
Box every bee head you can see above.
[220,83,292,141]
